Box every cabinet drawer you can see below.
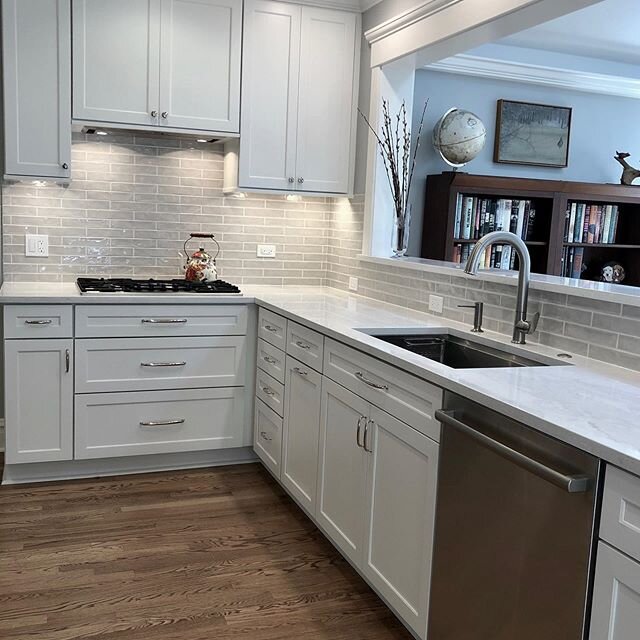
[4,305,72,338]
[256,369,285,417]
[286,321,324,372]
[75,305,248,338]
[75,388,245,459]
[601,465,640,563]
[323,338,442,441]
[254,398,282,477]
[258,307,287,350]
[75,336,246,393]
[257,338,285,384]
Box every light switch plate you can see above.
[348,277,358,292]
[25,234,49,257]
[429,294,444,314]
[257,244,276,258]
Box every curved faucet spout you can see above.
[463,231,537,344]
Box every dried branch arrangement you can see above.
[359,99,428,229]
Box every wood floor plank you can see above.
[1,462,412,639]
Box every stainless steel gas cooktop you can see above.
[76,278,242,295]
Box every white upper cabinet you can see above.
[2,0,71,179]
[72,0,241,133]
[239,0,300,190]
[159,0,241,132]
[239,0,360,194]
[72,0,161,127]
[295,8,357,194]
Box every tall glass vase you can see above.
[392,205,411,257]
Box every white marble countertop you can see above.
[3,282,640,477]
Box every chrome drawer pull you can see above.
[139,418,185,427]
[65,349,70,373]
[25,319,52,325]
[141,318,188,324]
[293,367,308,377]
[261,386,276,397]
[295,340,311,350]
[354,371,389,391]
[356,416,366,448]
[260,431,273,442]
[263,355,278,365]
[141,361,187,368]
[264,324,279,333]
[363,419,373,453]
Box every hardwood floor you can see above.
[0,462,412,639]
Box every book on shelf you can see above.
[563,201,620,244]
[452,196,537,271]
[561,246,586,279]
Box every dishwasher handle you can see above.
[435,409,592,494]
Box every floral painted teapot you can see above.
[183,233,220,282]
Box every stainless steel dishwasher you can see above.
[429,393,601,640]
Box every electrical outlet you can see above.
[256,244,276,258]
[25,234,49,257]
[348,277,358,292]
[429,294,444,314]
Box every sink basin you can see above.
[366,333,556,369]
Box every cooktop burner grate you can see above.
[77,277,242,294]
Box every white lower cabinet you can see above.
[75,387,245,459]
[363,406,439,638]
[281,356,322,514]
[316,377,370,565]
[590,542,640,639]
[254,398,283,477]
[315,377,440,637]
[4,339,74,463]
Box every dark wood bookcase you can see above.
[420,172,640,286]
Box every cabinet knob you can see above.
[62,162,69,170]
[298,177,304,184]
[151,110,158,117]
[288,177,295,183]
[161,111,168,119]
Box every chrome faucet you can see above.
[463,231,539,344]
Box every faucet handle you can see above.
[528,311,540,334]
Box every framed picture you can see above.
[494,99,572,168]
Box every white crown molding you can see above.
[427,54,640,100]
[364,0,463,44]
[284,0,362,11]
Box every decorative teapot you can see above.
[183,233,220,282]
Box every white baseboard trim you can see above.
[2,447,257,485]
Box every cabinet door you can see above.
[316,377,369,566]
[363,406,439,639]
[4,339,73,464]
[281,358,322,514]
[590,542,640,640]
[239,0,300,190]
[295,7,358,194]
[2,0,71,179]
[159,0,241,133]
[72,0,161,126]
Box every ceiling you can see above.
[500,0,640,66]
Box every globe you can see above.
[433,107,487,167]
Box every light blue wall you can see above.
[408,69,640,256]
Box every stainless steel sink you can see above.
[367,333,555,369]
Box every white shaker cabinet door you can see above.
[159,0,241,133]
[316,377,369,567]
[239,0,301,190]
[72,0,161,126]
[2,0,71,179]
[4,339,74,464]
[363,406,439,639]
[294,7,358,194]
[590,542,640,640]
[281,358,322,515]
